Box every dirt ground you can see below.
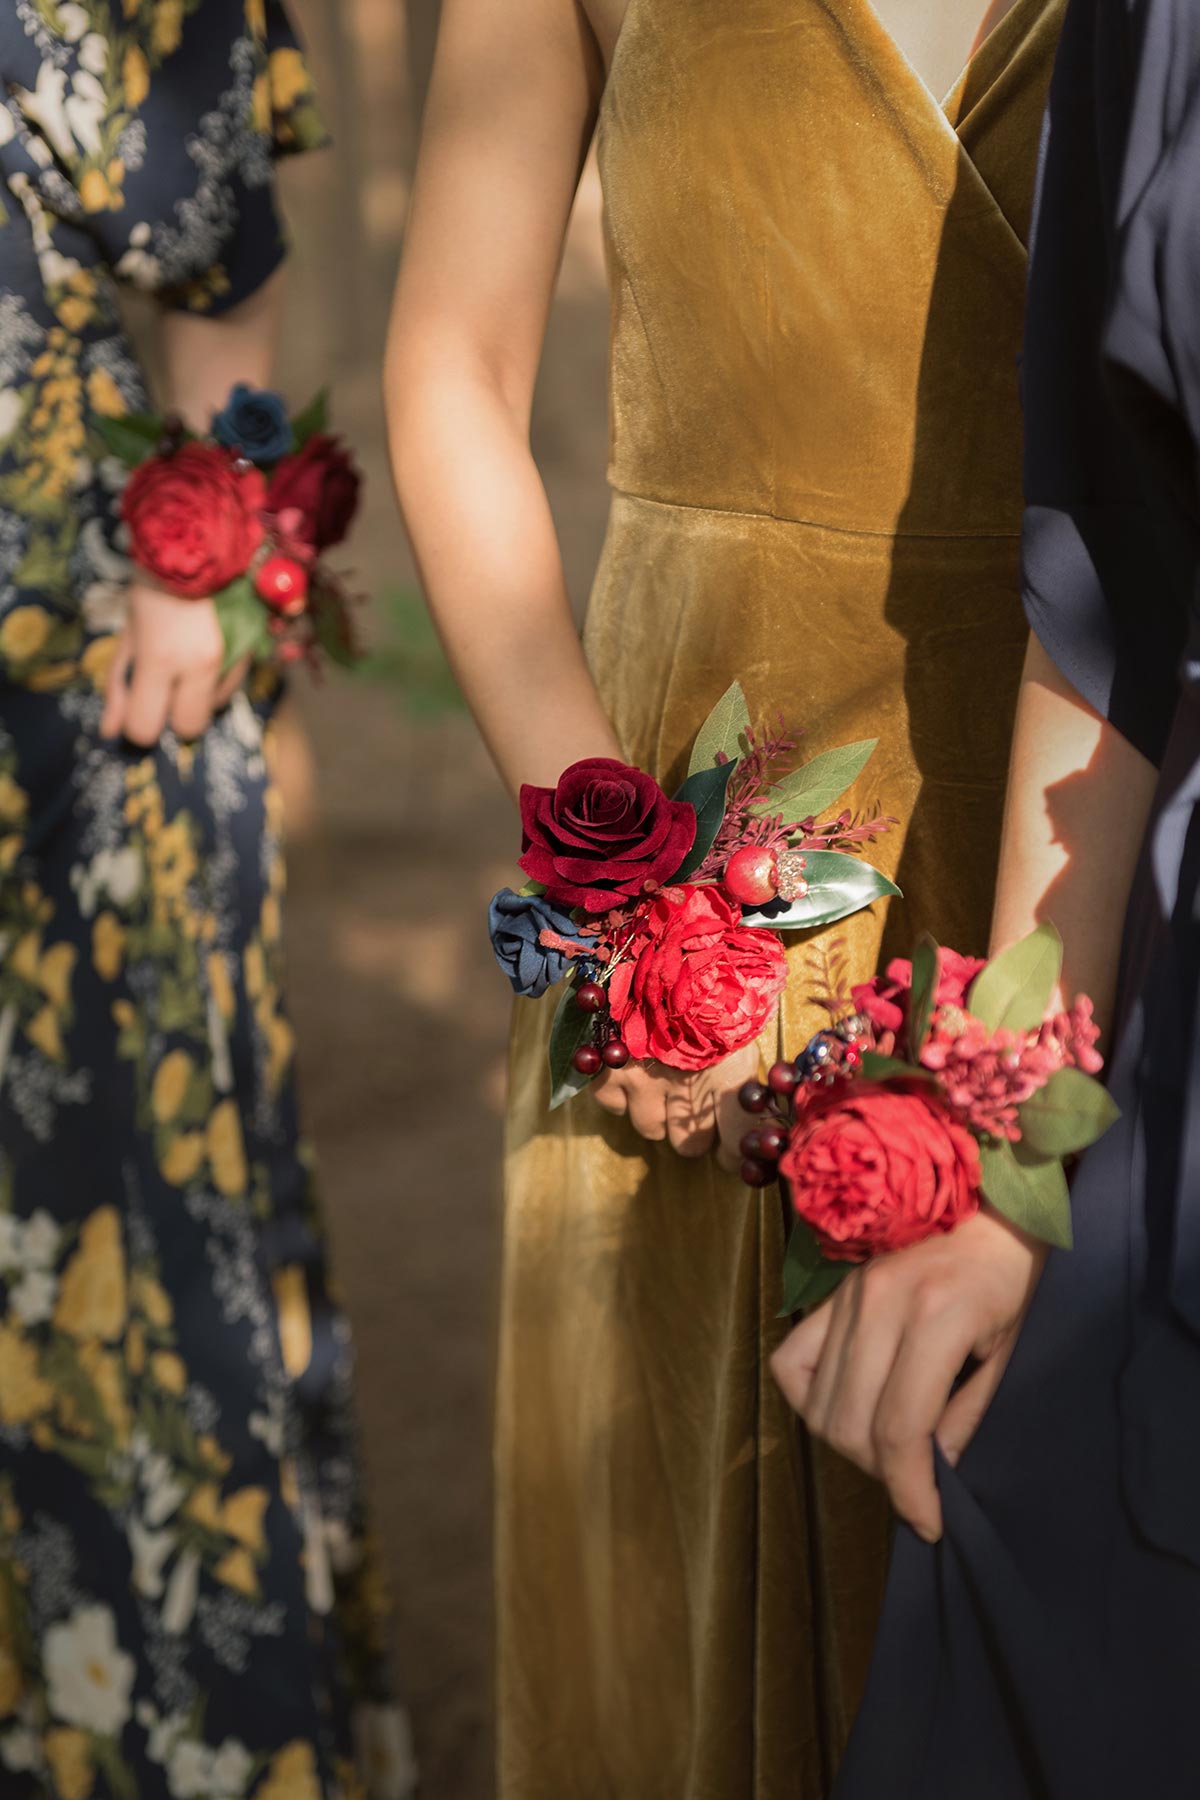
[274,8,610,1796]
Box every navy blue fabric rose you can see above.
[212,384,294,464]
[489,889,584,997]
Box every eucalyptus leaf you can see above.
[94,411,165,465]
[780,1218,851,1316]
[214,578,272,675]
[687,679,751,776]
[290,387,329,447]
[1017,1066,1120,1158]
[860,1052,933,1083]
[753,738,878,822]
[671,758,738,880]
[968,923,1063,1034]
[978,1137,1073,1250]
[547,981,596,1110]
[908,933,940,1057]
[740,850,900,931]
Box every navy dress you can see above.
[834,0,1200,1794]
[0,6,412,1796]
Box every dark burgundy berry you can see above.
[738,1080,770,1114]
[601,1039,630,1069]
[768,1060,799,1096]
[758,1125,787,1160]
[740,1157,775,1188]
[572,1044,602,1076]
[575,981,606,1014]
[739,1129,763,1160]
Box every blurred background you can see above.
[271,6,609,1796]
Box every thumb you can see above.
[935,1336,1016,1467]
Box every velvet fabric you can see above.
[496,2,1063,1794]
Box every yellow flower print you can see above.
[245,0,266,36]
[0,1325,53,1426]
[0,1643,22,1720]
[159,1131,205,1188]
[151,1049,193,1125]
[184,1483,222,1533]
[207,951,236,1023]
[197,1434,232,1477]
[268,47,311,113]
[79,169,115,215]
[44,1729,93,1800]
[260,892,281,947]
[152,0,185,56]
[10,933,40,985]
[206,1100,247,1198]
[86,367,127,419]
[131,1270,173,1330]
[272,1266,312,1380]
[222,1487,269,1552]
[149,816,196,904]
[123,44,150,109]
[53,1209,127,1344]
[38,940,74,1009]
[78,1343,132,1448]
[265,1012,294,1095]
[0,774,27,829]
[24,661,76,693]
[213,1546,258,1598]
[252,73,271,132]
[25,1004,64,1062]
[149,1350,186,1396]
[125,1320,145,1377]
[244,941,266,1002]
[0,606,50,663]
[81,637,119,692]
[92,913,124,982]
[256,1740,322,1800]
[124,0,141,15]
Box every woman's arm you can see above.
[101,270,288,746]
[384,0,621,793]
[771,633,1159,1541]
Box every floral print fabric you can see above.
[0,5,412,1797]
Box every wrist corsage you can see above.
[100,383,363,673]
[734,927,1120,1312]
[489,681,900,1108]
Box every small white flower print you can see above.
[9,1269,56,1325]
[44,1604,136,1736]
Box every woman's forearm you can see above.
[386,354,620,797]
[990,633,1158,1031]
[158,267,287,433]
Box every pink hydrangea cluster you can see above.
[918,996,1103,1141]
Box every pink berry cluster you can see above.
[919,996,1103,1142]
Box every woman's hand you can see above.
[101,581,248,746]
[770,1209,1047,1542]
[592,1041,762,1158]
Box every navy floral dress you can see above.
[0,5,413,1797]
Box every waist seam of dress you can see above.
[607,483,1023,542]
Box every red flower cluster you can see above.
[519,758,696,912]
[268,433,360,550]
[919,996,1103,1141]
[123,444,265,597]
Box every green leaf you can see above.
[213,578,272,675]
[967,923,1063,1034]
[687,679,751,776]
[309,583,358,669]
[671,758,738,880]
[547,981,597,1111]
[978,1136,1073,1250]
[779,1218,852,1316]
[740,850,900,930]
[753,738,878,822]
[93,412,165,465]
[860,1052,934,1083]
[1017,1066,1120,1158]
[908,933,940,1057]
[291,388,329,447]
[518,879,547,898]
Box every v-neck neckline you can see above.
[847,0,1043,128]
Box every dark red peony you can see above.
[606,884,788,1071]
[851,947,987,1036]
[519,757,696,912]
[780,1079,981,1260]
[267,433,361,550]
[123,444,266,598]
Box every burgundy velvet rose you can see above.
[519,757,696,912]
[123,444,266,597]
[606,884,788,1071]
[267,433,361,550]
[779,1080,981,1261]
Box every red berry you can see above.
[722,845,779,907]
[255,555,309,616]
[575,981,606,1014]
[739,1129,763,1159]
[768,1060,799,1096]
[601,1039,630,1068]
[740,1157,775,1188]
[572,1044,601,1076]
[842,1043,863,1071]
[738,1080,770,1114]
[758,1125,787,1160]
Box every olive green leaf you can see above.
[780,1216,852,1316]
[687,679,751,776]
[740,850,900,930]
[94,412,167,465]
[1017,1066,1120,1158]
[978,1136,1073,1250]
[908,933,940,1057]
[214,577,272,675]
[860,1052,934,1083]
[753,738,878,821]
[967,923,1063,1034]
[671,757,739,880]
[547,981,597,1110]
[290,387,329,447]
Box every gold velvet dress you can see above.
[498,1,1065,1794]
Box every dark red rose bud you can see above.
[575,981,606,1014]
[601,1039,630,1068]
[266,432,361,551]
[572,1045,602,1076]
[768,1060,799,1096]
[738,1080,770,1114]
[722,845,779,906]
[740,1157,775,1188]
[255,555,309,615]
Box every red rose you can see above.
[779,1080,981,1261]
[123,444,266,598]
[266,433,361,550]
[606,884,788,1071]
[519,757,696,912]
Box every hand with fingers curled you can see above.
[591,1039,763,1159]
[770,1209,1046,1542]
[101,580,250,747]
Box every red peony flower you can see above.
[519,757,697,912]
[123,444,266,598]
[606,884,788,1071]
[779,1079,981,1261]
[267,433,361,550]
